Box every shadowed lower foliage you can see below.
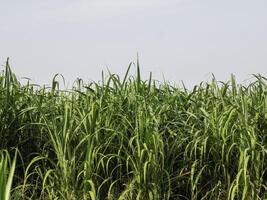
[0,58,267,199]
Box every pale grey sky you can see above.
[1,0,267,88]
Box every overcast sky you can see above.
[1,0,267,88]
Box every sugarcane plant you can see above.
[0,58,267,199]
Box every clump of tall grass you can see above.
[0,58,267,199]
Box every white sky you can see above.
[1,0,267,88]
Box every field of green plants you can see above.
[1,58,267,199]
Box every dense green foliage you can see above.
[0,58,267,199]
